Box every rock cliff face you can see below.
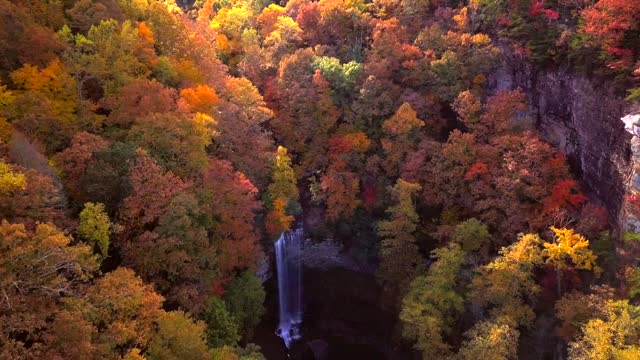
[490,53,633,235]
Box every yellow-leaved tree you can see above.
[0,161,25,195]
[378,179,424,302]
[77,202,111,261]
[265,146,299,237]
[568,300,640,360]
[543,227,599,296]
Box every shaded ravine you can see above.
[252,231,415,360]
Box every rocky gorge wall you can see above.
[490,51,634,236]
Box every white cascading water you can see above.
[275,227,303,348]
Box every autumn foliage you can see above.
[0,0,633,358]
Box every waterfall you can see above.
[275,226,303,348]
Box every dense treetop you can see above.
[0,0,639,359]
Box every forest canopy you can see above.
[0,0,639,359]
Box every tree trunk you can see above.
[556,268,562,297]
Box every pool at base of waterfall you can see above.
[276,320,301,349]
